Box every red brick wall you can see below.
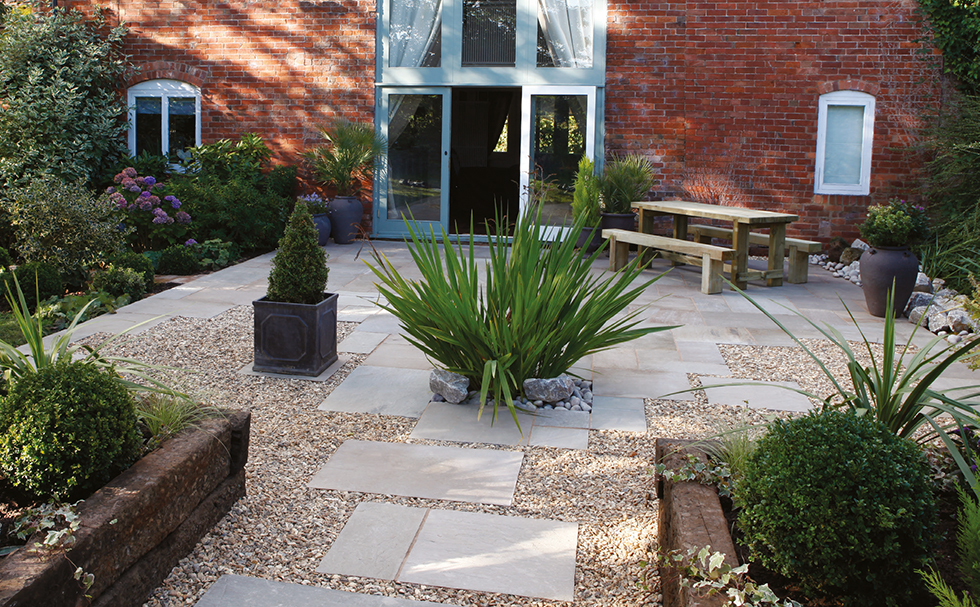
[72,0,939,240]
[606,0,941,241]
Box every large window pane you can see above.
[529,94,587,225]
[537,0,593,68]
[135,97,162,156]
[390,0,442,67]
[824,105,864,185]
[169,97,196,156]
[462,0,516,67]
[388,95,442,221]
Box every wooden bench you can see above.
[687,224,822,284]
[602,229,736,294]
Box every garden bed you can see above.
[0,409,250,607]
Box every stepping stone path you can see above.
[194,574,446,607]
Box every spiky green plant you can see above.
[571,155,601,227]
[598,154,655,214]
[304,120,387,197]
[366,208,676,429]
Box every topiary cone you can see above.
[266,202,329,305]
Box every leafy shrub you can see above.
[916,203,980,294]
[304,120,387,197]
[0,361,141,500]
[157,244,200,275]
[36,290,127,333]
[6,177,129,289]
[0,6,129,192]
[113,251,155,291]
[367,208,673,427]
[0,247,11,270]
[858,198,930,248]
[571,156,601,227]
[107,167,191,252]
[189,239,239,272]
[92,265,146,302]
[179,132,272,179]
[2,261,64,310]
[915,0,980,94]
[957,486,980,596]
[925,94,980,212]
[266,202,328,305]
[598,154,656,214]
[738,410,937,606]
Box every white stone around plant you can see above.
[851,238,870,251]
[429,368,470,404]
[947,309,976,333]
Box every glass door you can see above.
[377,88,451,237]
[518,86,596,239]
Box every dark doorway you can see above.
[449,87,521,235]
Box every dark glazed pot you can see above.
[328,196,362,244]
[312,213,331,246]
[860,246,919,318]
[575,225,603,253]
[253,292,339,376]
[600,212,637,233]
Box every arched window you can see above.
[814,90,875,196]
[127,79,201,160]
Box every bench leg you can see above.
[608,235,630,272]
[701,253,724,294]
[787,246,809,284]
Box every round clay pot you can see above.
[600,212,637,233]
[312,213,331,246]
[328,196,362,244]
[860,246,919,318]
[575,225,603,253]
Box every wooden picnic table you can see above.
[634,200,799,289]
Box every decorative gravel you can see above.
[76,307,892,607]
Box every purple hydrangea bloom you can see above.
[106,186,116,194]
[110,192,127,208]
[123,167,137,178]
[148,195,161,206]
[113,173,124,184]
[121,177,136,189]
[185,239,198,246]
[164,195,181,209]
[176,211,191,224]
[135,177,146,188]
[143,176,157,186]
[129,185,142,194]
[139,198,154,211]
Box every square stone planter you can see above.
[253,292,339,376]
[0,410,250,607]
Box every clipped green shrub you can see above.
[157,244,200,275]
[266,202,328,305]
[6,176,129,289]
[190,239,239,272]
[738,410,937,606]
[0,361,141,500]
[113,251,155,291]
[0,247,11,269]
[2,261,64,310]
[92,265,146,302]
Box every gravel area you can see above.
[77,307,889,607]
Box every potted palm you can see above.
[303,120,387,244]
[253,202,338,376]
[858,198,930,317]
[598,154,655,233]
[572,155,603,253]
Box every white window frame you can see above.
[127,79,202,158]
[814,90,875,196]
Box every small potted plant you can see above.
[858,198,930,317]
[298,193,331,246]
[598,154,656,233]
[303,120,387,244]
[572,155,602,252]
[252,201,338,376]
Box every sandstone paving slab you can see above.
[527,425,589,449]
[592,369,692,400]
[410,401,533,445]
[339,331,388,354]
[308,440,523,505]
[319,366,432,417]
[355,311,405,334]
[533,408,590,429]
[239,355,351,382]
[194,574,446,607]
[675,341,727,365]
[589,396,647,432]
[315,502,427,579]
[700,379,813,412]
[399,508,578,601]
[364,343,434,370]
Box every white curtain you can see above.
[537,0,593,68]
[388,96,424,144]
[389,0,443,67]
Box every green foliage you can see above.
[916,0,980,93]
[858,198,930,247]
[113,251,155,291]
[925,93,980,211]
[5,177,128,289]
[189,239,239,272]
[598,154,656,214]
[136,392,217,452]
[916,197,980,293]
[0,361,141,499]
[36,290,128,334]
[652,546,802,607]
[738,409,937,606]
[92,265,146,302]
[0,247,11,270]
[304,120,387,197]
[157,244,200,275]
[266,202,328,305]
[179,132,272,179]
[956,485,980,596]
[108,168,190,252]
[2,261,63,310]
[571,155,601,227]
[0,5,129,192]
[920,567,978,607]
[366,208,675,428]
[654,452,735,498]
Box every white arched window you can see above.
[814,90,875,196]
[127,79,201,160]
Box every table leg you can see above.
[732,221,749,289]
[671,215,688,267]
[767,223,786,287]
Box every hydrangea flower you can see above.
[185,238,198,246]
[143,176,157,187]
[106,186,116,194]
[176,211,191,224]
[164,195,181,209]
[123,167,137,178]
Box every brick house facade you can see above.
[73,0,939,241]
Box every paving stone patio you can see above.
[195,574,446,607]
[700,379,814,412]
[318,366,433,417]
